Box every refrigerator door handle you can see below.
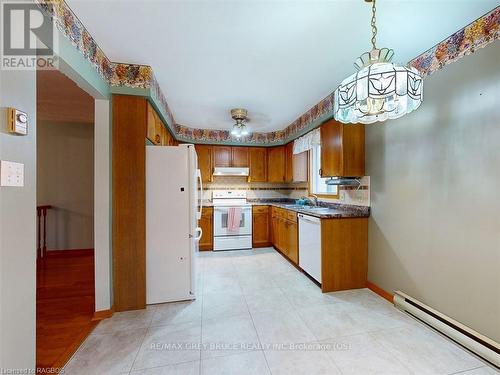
[197,169,203,220]
[193,227,203,241]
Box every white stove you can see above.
[212,190,250,206]
[212,190,252,251]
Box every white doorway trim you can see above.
[94,99,112,311]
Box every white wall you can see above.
[94,99,112,311]
[366,44,500,342]
[0,74,111,373]
[37,121,94,250]
[0,70,37,369]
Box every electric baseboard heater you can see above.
[394,291,500,368]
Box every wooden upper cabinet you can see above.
[267,146,286,183]
[285,143,294,183]
[283,143,308,183]
[147,102,176,146]
[320,119,365,177]
[195,144,213,183]
[293,151,308,182]
[212,146,248,167]
[147,103,159,145]
[162,125,173,146]
[343,124,365,177]
[153,112,163,145]
[231,147,249,167]
[213,146,232,167]
[160,126,167,146]
[248,147,267,182]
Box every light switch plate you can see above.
[0,160,24,187]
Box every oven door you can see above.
[213,206,252,236]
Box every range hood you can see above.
[213,167,249,176]
[325,177,361,186]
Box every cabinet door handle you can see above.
[319,168,323,177]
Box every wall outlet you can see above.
[0,160,24,187]
[339,190,346,201]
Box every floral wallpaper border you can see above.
[110,63,176,127]
[36,0,113,81]
[37,0,177,129]
[408,7,499,77]
[37,1,499,145]
[175,124,287,145]
[175,92,334,145]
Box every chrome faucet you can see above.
[311,194,319,206]
[301,194,319,207]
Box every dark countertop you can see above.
[203,199,370,219]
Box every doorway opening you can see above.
[36,69,96,371]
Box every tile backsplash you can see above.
[322,176,370,207]
[202,176,370,207]
[202,176,308,200]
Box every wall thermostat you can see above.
[7,108,28,135]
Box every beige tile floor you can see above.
[64,248,496,375]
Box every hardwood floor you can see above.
[36,249,97,372]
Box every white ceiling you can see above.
[66,0,497,132]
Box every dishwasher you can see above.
[298,213,321,283]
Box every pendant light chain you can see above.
[371,0,377,50]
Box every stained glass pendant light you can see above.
[334,0,423,124]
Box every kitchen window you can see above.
[310,144,338,197]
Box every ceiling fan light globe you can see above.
[231,126,240,136]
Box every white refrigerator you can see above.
[146,144,203,304]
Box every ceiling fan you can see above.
[230,108,250,138]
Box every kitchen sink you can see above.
[281,204,332,213]
[280,204,334,214]
[300,207,333,213]
[282,204,309,209]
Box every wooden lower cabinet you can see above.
[277,217,287,254]
[252,206,270,248]
[269,206,367,292]
[199,207,213,251]
[270,207,279,249]
[270,207,298,265]
[285,220,298,264]
[321,217,368,292]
